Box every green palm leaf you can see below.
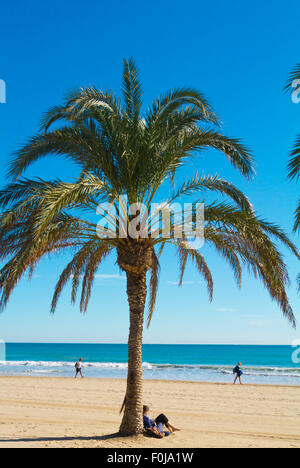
[0,58,298,435]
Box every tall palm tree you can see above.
[286,65,300,290]
[0,59,298,435]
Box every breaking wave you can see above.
[0,361,299,378]
[0,360,153,370]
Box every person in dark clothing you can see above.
[233,362,243,384]
[143,405,180,438]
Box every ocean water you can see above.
[0,343,299,386]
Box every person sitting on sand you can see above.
[143,405,180,438]
[75,358,84,378]
[233,362,243,384]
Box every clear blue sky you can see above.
[0,0,300,344]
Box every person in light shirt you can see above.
[74,358,84,378]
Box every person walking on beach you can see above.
[75,358,84,378]
[233,362,243,384]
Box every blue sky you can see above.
[0,0,300,344]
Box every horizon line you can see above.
[2,341,295,346]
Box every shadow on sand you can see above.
[0,432,132,444]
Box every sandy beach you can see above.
[0,376,299,448]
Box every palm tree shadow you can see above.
[0,432,129,444]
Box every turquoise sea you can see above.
[0,343,299,385]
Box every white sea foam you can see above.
[0,360,153,370]
[0,361,299,378]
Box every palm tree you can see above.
[0,59,298,435]
[286,65,300,291]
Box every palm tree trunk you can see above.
[119,270,147,435]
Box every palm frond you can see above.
[293,199,300,232]
[170,173,253,212]
[145,87,220,129]
[40,88,121,131]
[195,130,255,179]
[51,241,112,313]
[288,136,300,181]
[146,249,160,327]
[122,58,143,122]
[176,241,213,301]
[284,63,300,93]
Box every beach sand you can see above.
[0,376,299,448]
